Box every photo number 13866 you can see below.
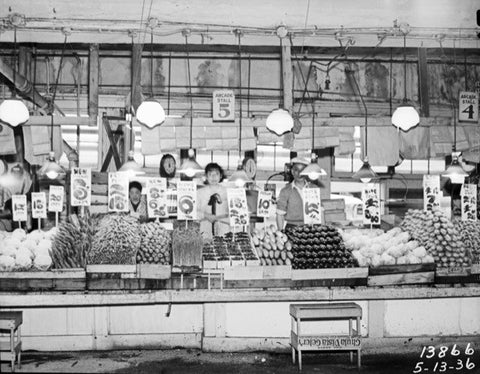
[412,344,476,373]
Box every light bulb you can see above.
[46,170,59,179]
[450,174,465,185]
[308,172,320,180]
[235,179,245,188]
[360,177,372,184]
[185,169,196,178]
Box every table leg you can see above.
[292,346,296,364]
[298,349,302,371]
[10,327,15,372]
[349,318,353,363]
[17,325,21,369]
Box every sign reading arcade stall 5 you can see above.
[213,90,235,122]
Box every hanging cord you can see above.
[184,31,193,149]
[150,29,154,98]
[279,37,284,109]
[12,27,17,98]
[237,30,243,158]
[49,33,68,152]
[403,33,407,102]
[347,65,369,159]
[129,34,135,152]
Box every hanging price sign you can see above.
[71,167,92,206]
[227,188,249,227]
[177,181,197,220]
[303,187,322,225]
[31,192,47,219]
[461,184,477,221]
[458,91,478,122]
[12,194,27,222]
[213,90,235,122]
[146,178,168,219]
[362,183,381,225]
[48,185,64,212]
[257,190,274,218]
[423,174,440,211]
[108,172,129,212]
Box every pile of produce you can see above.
[137,221,172,264]
[454,220,480,261]
[88,214,140,265]
[285,224,356,269]
[51,214,98,269]
[172,224,203,267]
[341,227,434,267]
[401,208,468,268]
[203,232,258,265]
[251,225,293,266]
[0,228,55,271]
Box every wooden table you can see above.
[0,311,22,372]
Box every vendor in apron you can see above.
[128,181,147,222]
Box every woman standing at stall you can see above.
[197,163,229,238]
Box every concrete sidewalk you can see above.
[2,349,478,374]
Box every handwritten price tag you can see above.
[31,192,47,219]
[177,181,197,220]
[257,190,274,218]
[423,174,440,211]
[48,185,64,212]
[146,178,168,219]
[303,187,322,225]
[362,183,380,225]
[461,184,477,221]
[12,194,27,222]
[227,188,249,228]
[71,167,91,206]
[108,172,129,212]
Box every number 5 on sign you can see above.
[458,91,478,122]
[213,90,235,122]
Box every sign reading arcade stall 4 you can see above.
[213,90,235,122]
[458,91,478,122]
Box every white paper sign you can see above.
[461,184,477,221]
[423,174,441,211]
[48,185,64,212]
[31,192,47,219]
[71,167,92,206]
[362,183,381,225]
[213,90,235,122]
[12,194,27,222]
[108,172,129,212]
[458,91,479,122]
[177,181,197,220]
[303,187,322,225]
[146,178,168,218]
[257,190,274,218]
[227,188,249,227]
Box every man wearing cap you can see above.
[276,158,314,230]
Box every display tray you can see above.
[434,266,480,284]
[367,263,435,286]
[0,269,86,291]
[292,267,368,287]
[136,264,171,279]
[368,263,436,276]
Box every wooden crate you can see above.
[367,263,435,286]
[435,267,480,284]
[292,267,368,287]
[0,269,86,291]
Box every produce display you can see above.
[88,214,141,265]
[203,232,258,265]
[51,214,97,269]
[454,220,480,261]
[285,224,356,269]
[0,228,55,271]
[341,227,434,267]
[137,221,172,264]
[401,209,468,268]
[172,225,203,267]
[250,225,293,266]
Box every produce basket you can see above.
[367,263,435,286]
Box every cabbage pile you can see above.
[0,228,55,271]
[340,227,434,267]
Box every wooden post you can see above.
[417,48,430,117]
[88,44,99,123]
[281,38,294,146]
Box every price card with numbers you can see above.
[458,91,478,122]
[362,183,380,225]
[12,194,27,222]
[461,184,477,221]
[177,181,197,220]
[71,167,92,206]
[227,188,249,228]
[303,187,322,225]
[423,174,441,211]
[257,190,274,218]
[108,172,129,212]
[48,185,64,212]
[213,90,235,122]
[31,192,47,219]
[146,178,168,219]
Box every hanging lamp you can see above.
[391,32,419,131]
[0,27,29,127]
[228,30,252,187]
[119,36,145,176]
[300,110,327,180]
[265,29,294,136]
[178,29,203,178]
[136,21,166,129]
[38,33,68,180]
[441,104,467,184]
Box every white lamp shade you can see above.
[391,104,420,131]
[136,99,166,128]
[37,152,66,180]
[442,158,468,184]
[266,108,294,136]
[229,167,252,187]
[119,151,145,176]
[300,163,327,180]
[0,99,29,127]
[352,160,378,183]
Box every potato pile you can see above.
[251,225,293,266]
[401,209,468,268]
[88,214,140,265]
[137,222,171,264]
